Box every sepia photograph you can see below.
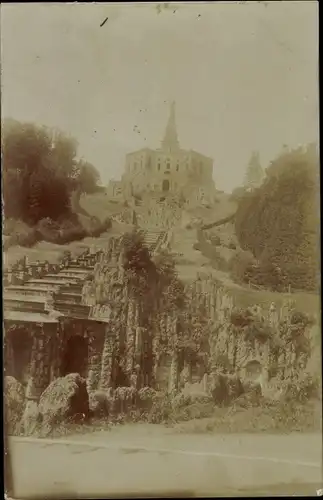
[1,1,322,497]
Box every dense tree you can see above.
[235,144,319,291]
[76,160,101,194]
[2,119,101,225]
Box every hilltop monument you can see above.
[108,102,217,207]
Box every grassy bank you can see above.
[33,397,322,441]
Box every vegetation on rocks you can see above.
[4,376,25,435]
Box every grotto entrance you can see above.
[245,360,262,382]
[61,335,89,379]
[7,327,32,387]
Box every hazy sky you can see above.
[1,2,319,192]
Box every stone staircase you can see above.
[3,228,168,323]
[3,251,99,322]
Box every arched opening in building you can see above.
[245,360,262,381]
[162,179,170,192]
[61,335,89,378]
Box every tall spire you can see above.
[161,101,179,152]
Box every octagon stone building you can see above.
[108,102,217,207]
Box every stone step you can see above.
[53,292,83,304]
[3,292,51,303]
[3,298,49,314]
[66,264,95,271]
[54,301,91,318]
[27,278,78,288]
[5,285,55,298]
[46,273,85,281]
[59,283,84,294]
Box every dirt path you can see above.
[9,428,322,498]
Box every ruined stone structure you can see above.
[107,102,217,208]
[4,233,314,410]
[4,250,116,403]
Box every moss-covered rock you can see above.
[38,373,90,436]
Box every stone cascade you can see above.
[4,228,316,410]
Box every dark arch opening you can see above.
[9,328,32,386]
[61,335,89,379]
[245,360,262,380]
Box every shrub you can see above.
[230,307,254,328]
[229,249,256,285]
[209,373,244,406]
[146,393,173,424]
[281,373,320,403]
[3,219,39,249]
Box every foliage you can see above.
[235,144,319,291]
[119,232,211,377]
[229,249,257,285]
[4,215,112,250]
[278,311,314,356]
[280,373,320,403]
[3,219,39,250]
[76,160,101,194]
[229,306,272,344]
[2,119,101,226]
[121,231,185,315]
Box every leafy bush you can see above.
[37,217,87,244]
[229,249,256,285]
[146,393,174,424]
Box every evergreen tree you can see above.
[244,151,264,190]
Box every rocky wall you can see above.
[86,323,105,394]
